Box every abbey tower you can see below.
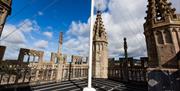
[92,11,108,78]
[144,0,180,68]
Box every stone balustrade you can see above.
[108,57,148,83]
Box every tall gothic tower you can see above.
[0,0,12,37]
[58,32,63,55]
[92,11,108,78]
[144,0,180,68]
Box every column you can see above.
[35,69,39,82]
[56,61,63,82]
[27,55,30,63]
[50,69,54,80]
[33,56,35,62]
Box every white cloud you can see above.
[19,19,40,32]
[1,24,26,43]
[0,19,41,59]
[64,0,179,58]
[0,24,27,59]
[63,0,151,58]
[43,31,53,38]
[38,11,43,16]
[67,21,90,37]
[34,40,48,49]
[94,0,108,11]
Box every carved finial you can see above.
[124,37,128,59]
[59,32,63,45]
[58,32,63,55]
[145,0,177,23]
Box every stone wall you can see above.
[0,47,88,86]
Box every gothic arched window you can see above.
[172,29,179,47]
[164,29,172,43]
[156,31,163,44]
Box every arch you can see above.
[98,43,100,51]
[164,29,172,43]
[96,44,99,51]
[156,31,163,44]
[172,28,180,51]
[23,55,29,62]
[99,43,102,51]
[55,57,58,64]
[102,43,104,51]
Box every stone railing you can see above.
[0,46,89,86]
[128,67,147,82]
[0,61,58,85]
[108,57,148,83]
[61,62,88,81]
[108,65,147,83]
[0,60,88,86]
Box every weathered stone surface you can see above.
[92,11,108,79]
[144,0,180,68]
[144,0,180,91]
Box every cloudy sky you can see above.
[0,0,180,61]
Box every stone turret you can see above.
[0,0,12,37]
[92,11,108,78]
[56,32,63,82]
[144,0,180,68]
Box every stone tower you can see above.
[56,32,63,82]
[0,0,12,37]
[58,32,63,55]
[92,11,108,78]
[144,0,180,68]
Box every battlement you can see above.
[108,57,148,68]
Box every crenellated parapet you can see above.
[17,48,44,64]
[108,57,148,68]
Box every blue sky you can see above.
[8,0,91,25]
[1,0,180,61]
[7,0,91,42]
[1,0,92,60]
